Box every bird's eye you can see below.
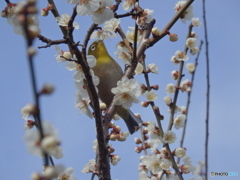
[91,44,96,51]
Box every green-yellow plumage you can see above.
[88,40,140,134]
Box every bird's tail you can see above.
[117,106,143,134]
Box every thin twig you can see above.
[178,40,204,164]
[141,54,164,137]
[47,0,67,37]
[21,2,49,166]
[167,24,193,131]
[82,23,98,58]
[149,0,194,47]
[37,35,67,48]
[203,0,210,179]
[179,41,204,145]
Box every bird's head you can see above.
[88,40,109,60]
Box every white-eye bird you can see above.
[88,40,141,134]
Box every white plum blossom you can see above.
[82,159,98,173]
[92,0,114,24]
[55,45,67,62]
[171,70,179,80]
[190,47,199,55]
[91,18,120,39]
[41,136,60,155]
[145,90,158,101]
[151,27,161,36]
[24,122,63,159]
[174,50,189,61]
[21,104,37,118]
[166,83,176,94]
[160,159,172,171]
[122,0,136,10]
[111,77,141,109]
[136,9,154,26]
[104,18,120,31]
[146,139,161,154]
[57,167,77,180]
[75,92,93,118]
[135,62,144,75]
[174,114,186,129]
[141,154,163,174]
[163,130,176,144]
[174,1,194,23]
[186,63,196,73]
[24,118,35,130]
[170,56,181,65]
[148,63,159,74]
[117,131,129,141]
[126,27,143,44]
[110,154,121,165]
[186,38,197,49]
[174,147,186,158]
[115,46,132,64]
[180,79,192,92]
[55,13,79,29]
[67,0,100,16]
[191,17,201,27]
[163,95,172,105]
[43,165,65,179]
[90,29,117,40]
[146,121,162,141]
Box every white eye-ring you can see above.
[91,44,96,51]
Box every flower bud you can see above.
[151,85,159,90]
[47,4,54,10]
[108,147,115,153]
[169,33,178,42]
[63,51,72,59]
[171,70,179,80]
[134,137,142,144]
[113,126,121,133]
[28,46,37,57]
[135,146,142,153]
[151,27,161,36]
[1,10,7,18]
[100,102,107,110]
[108,121,115,128]
[174,147,186,158]
[109,133,117,141]
[31,173,41,180]
[41,8,49,16]
[141,101,149,107]
[41,83,55,95]
[21,104,38,118]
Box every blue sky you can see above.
[0,0,240,179]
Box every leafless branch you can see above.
[37,35,68,48]
[167,24,193,131]
[203,0,210,178]
[178,40,204,164]
[149,0,195,47]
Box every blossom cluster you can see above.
[135,121,202,180]
[2,1,40,37]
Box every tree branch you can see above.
[203,0,210,178]
[178,40,204,164]
[149,0,195,47]
[167,24,193,131]
[37,35,67,48]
